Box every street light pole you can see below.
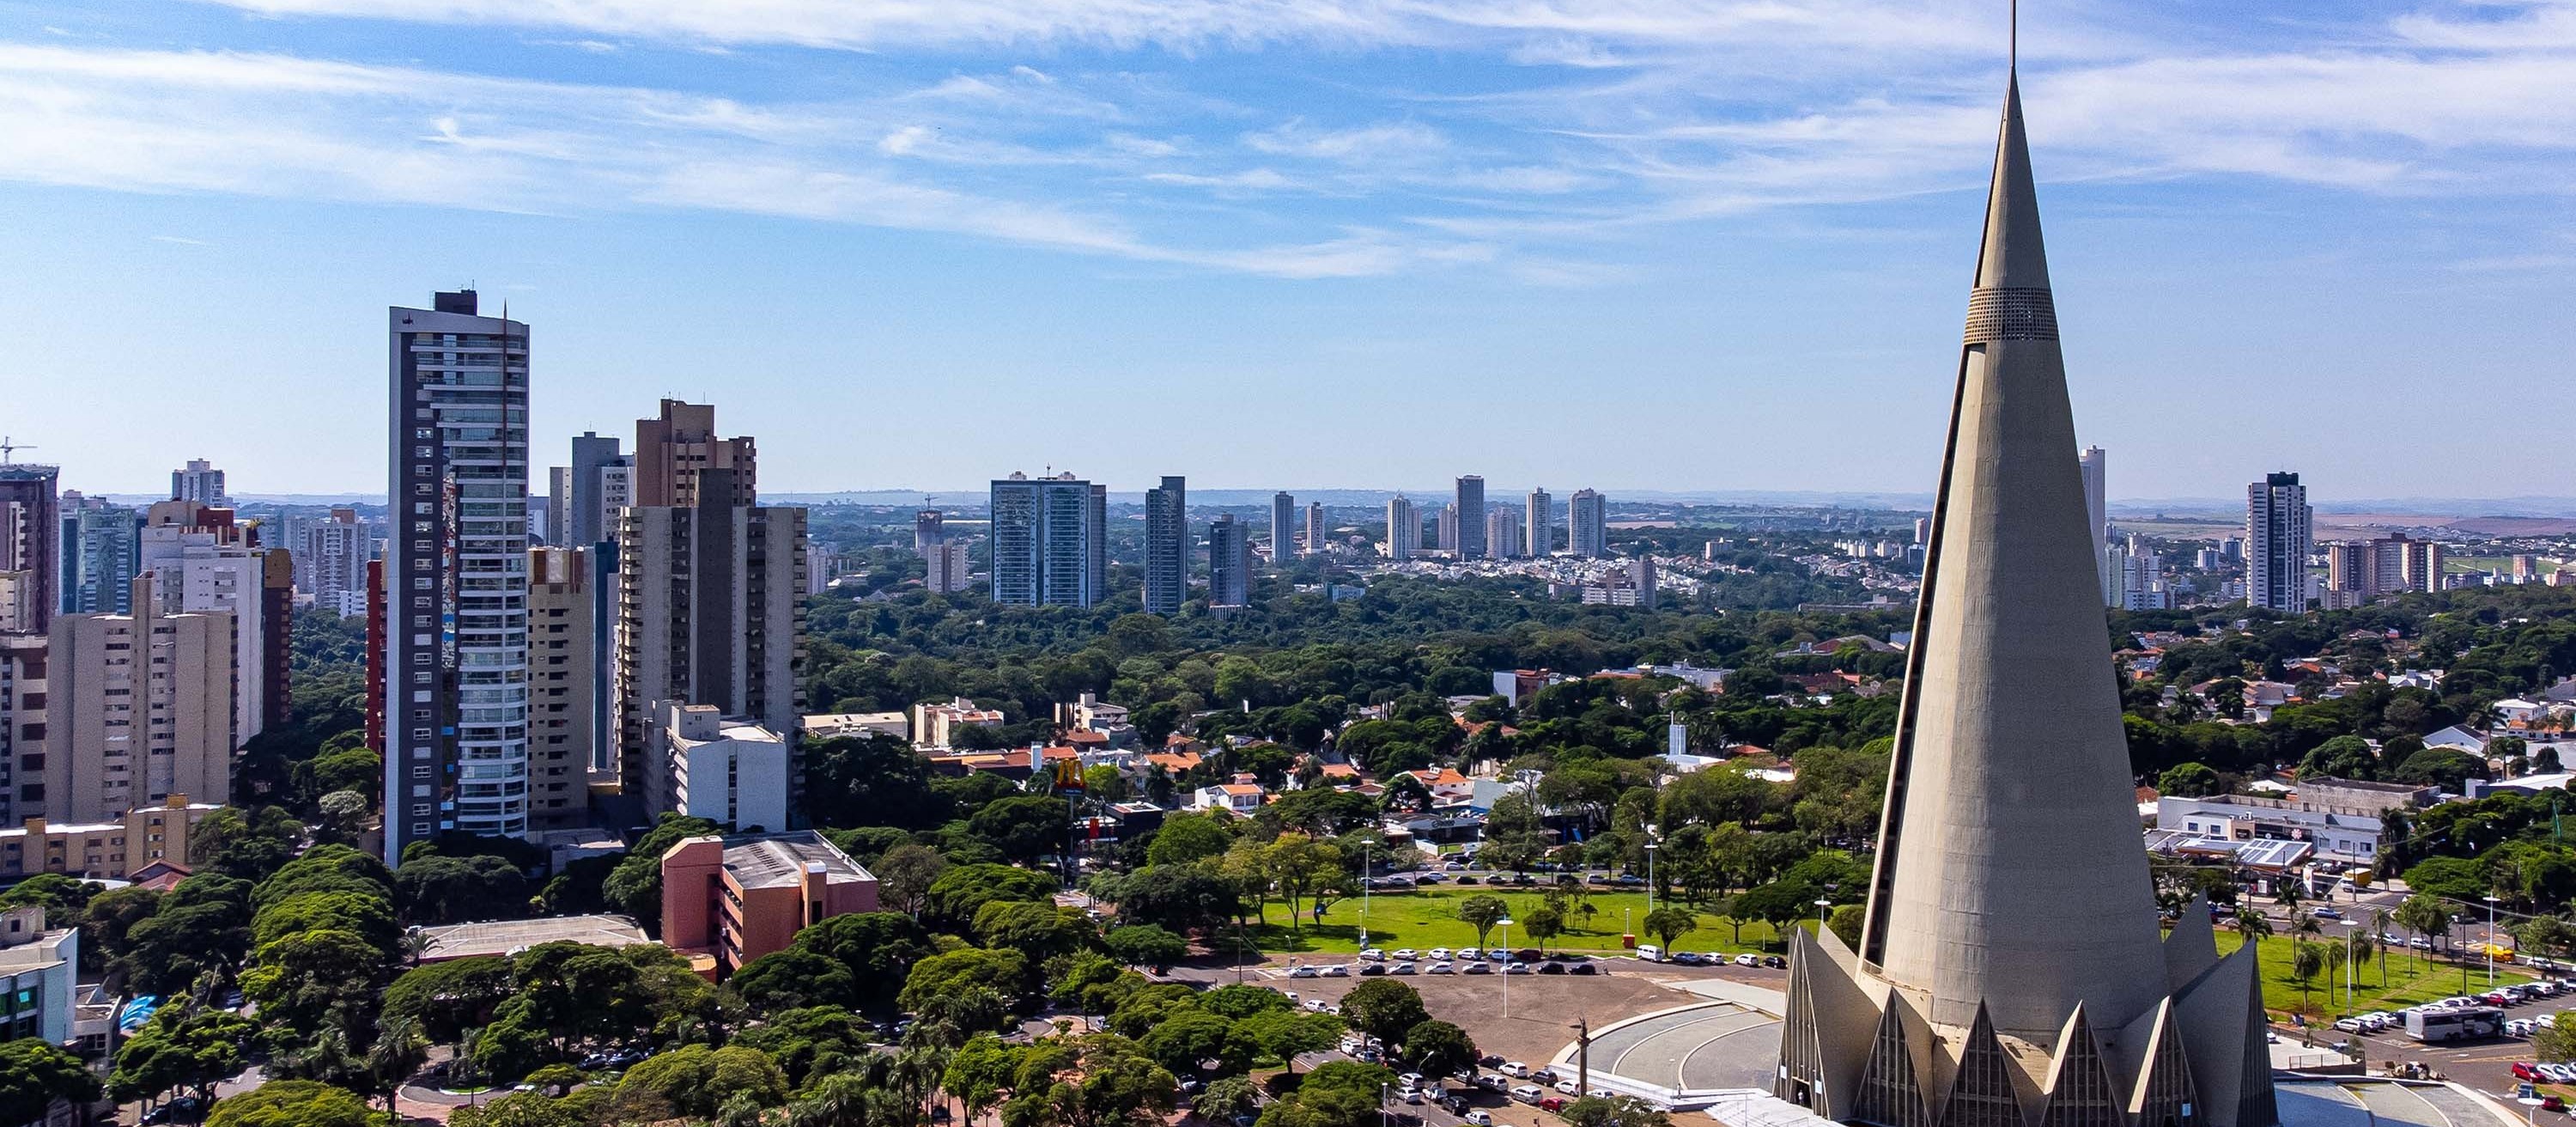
[1359,840,1371,954]
[1498,918,1516,1020]
[1645,840,1658,915]
[1816,899,1832,933]
[2487,895,2502,988]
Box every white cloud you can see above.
[1244,119,1449,162]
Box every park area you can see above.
[1239,884,1795,955]
[2219,931,2541,1019]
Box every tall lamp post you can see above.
[1815,899,1832,931]
[2486,895,2502,988]
[1498,917,1516,1020]
[1644,839,1659,915]
[1358,840,1372,954]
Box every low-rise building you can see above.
[2155,791,2389,865]
[0,905,77,1046]
[652,703,790,833]
[412,915,653,962]
[660,831,878,978]
[1190,781,1266,814]
[912,697,1005,750]
[800,712,910,742]
[0,795,219,881]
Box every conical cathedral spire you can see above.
[1854,56,2166,1040]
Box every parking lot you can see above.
[2292,973,2576,1106]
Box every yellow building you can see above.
[0,794,220,880]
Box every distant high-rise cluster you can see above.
[2324,533,2445,607]
[2245,472,2313,612]
[1484,506,1522,559]
[989,472,1105,608]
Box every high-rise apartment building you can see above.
[1435,505,1458,555]
[1485,507,1522,559]
[635,400,756,509]
[171,459,229,507]
[1304,503,1325,558]
[613,468,805,821]
[1208,515,1249,607]
[1271,493,1296,564]
[299,508,372,618]
[59,497,140,616]
[137,500,280,742]
[2079,445,2111,606]
[0,462,61,635]
[914,509,945,551]
[526,546,594,827]
[1384,496,1417,561]
[382,289,532,860]
[1569,489,1607,559]
[924,540,973,594]
[568,432,624,546]
[2324,533,2445,607]
[1142,476,1188,615]
[1454,476,1487,559]
[988,472,1104,608]
[1525,488,1552,557]
[544,466,574,546]
[43,576,234,823]
[0,634,46,824]
[2245,472,2312,612]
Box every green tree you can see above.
[1140,1009,1255,1079]
[970,795,1074,864]
[1641,906,1697,952]
[0,1040,101,1124]
[732,1006,874,1087]
[1104,924,1188,969]
[1561,1094,1675,1127]
[112,1006,259,1106]
[2290,941,2327,1007]
[1194,1076,1262,1123]
[874,843,949,919]
[395,855,533,925]
[2394,893,2452,955]
[901,947,1032,1014]
[2155,763,2223,798]
[1340,978,1429,1045]
[599,814,722,931]
[1400,1019,1476,1078]
[618,1045,789,1120]
[448,1092,582,1127]
[1828,904,1867,949]
[1456,894,1510,950]
[204,1081,374,1127]
[999,1033,1178,1127]
[1521,899,1568,953]
[1147,813,1235,867]
[191,806,307,881]
[1479,793,1548,874]
[925,864,1059,929]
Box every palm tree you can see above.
[2234,904,2274,940]
[789,1075,872,1127]
[368,1016,429,1125]
[2369,909,2396,986]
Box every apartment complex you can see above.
[649,702,789,832]
[567,431,624,546]
[2324,533,2447,607]
[42,576,234,823]
[1383,496,1417,561]
[297,508,372,617]
[634,399,757,509]
[612,468,805,816]
[1271,492,1295,564]
[171,459,229,507]
[138,500,286,740]
[1525,487,1552,557]
[381,289,533,860]
[0,794,220,881]
[1208,514,1249,607]
[987,472,1105,608]
[0,462,61,635]
[1568,489,1607,559]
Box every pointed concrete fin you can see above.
[1856,990,1938,1127]
[2039,1004,2124,1127]
[1939,1003,2032,1127]
[2166,893,2221,990]
[2123,997,2202,1125]
[1814,909,1864,970]
[1975,75,2051,293]
[1782,924,1886,1117]
[2171,941,2276,1127]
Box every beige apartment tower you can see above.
[1776,62,2275,1127]
[527,546,595,827]
[634,399,757,509]
[40,576,235,824]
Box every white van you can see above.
[1511,1085,1545,1105]
[1636,945,1664,963]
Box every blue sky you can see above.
[3,0,2569,501]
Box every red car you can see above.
[2515,1063,2543,1082]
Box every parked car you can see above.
[1510,1085,1544,1105]
[1360,948,1386,961]
[1555,1080,1582,1094]
[1464,961,1495,975]
[1465,1112,1495,1125]
[1290,966,1319,978]
[1392,962,1418,975]
[1429,961,1457,975]
[1360,964,1388,976]
[1735,953,1761,967]
[1539,962,1568,975]
[1571,963,1601,976]
[1541,1097,1567,1112]
[1504,962,1533,975]
[1762,955,1789,969]
[1430,948,1452,961]
[1500,1063,1532,1078]
[2516,1063,2544,1082]
[2313,907,2344,920]
[1393,949,1419,961]
[1671,952,1704,966]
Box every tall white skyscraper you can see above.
[2245,472,2312,612]
[171,459,229,507]
[2078,446,2111,606]
[1525,487,1552,557]
[1271,492,1296,565]
[1569,489,1608,559]
[1455,476,1486,559]
[1485,507,1522,559]
[300,507,372,616]
[383,290,532,860]
[1435,504,1459,555]
[1384,496,1417,561]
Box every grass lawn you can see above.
[1238,885,1790,955]
[2218,931,2538,1019]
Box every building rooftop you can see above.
[716,830,873,891]
[413,914,651,962]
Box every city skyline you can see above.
[5,1,2571,500]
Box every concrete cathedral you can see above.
[1771,56,2281,1127]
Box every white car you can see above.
[1393,949,1419,961]
[1391,962,1418,975]
[1466,1112,1495,1126]
[1290,966,1320,978]
[1323,965,1350,978]
[1305,999,1332,1013]
[1556,1080,1582,1094]
[1735,953,1760,967]
[1429,947,1452,961]
[1359,948,1386,961]
[1504,962,1533,975]
[1428,961,1456,975]
[1500,1062,1531,1079]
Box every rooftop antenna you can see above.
[2010,0,2019,72]
[0,436,33,464]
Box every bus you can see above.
[2406,1007,2503,1043]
